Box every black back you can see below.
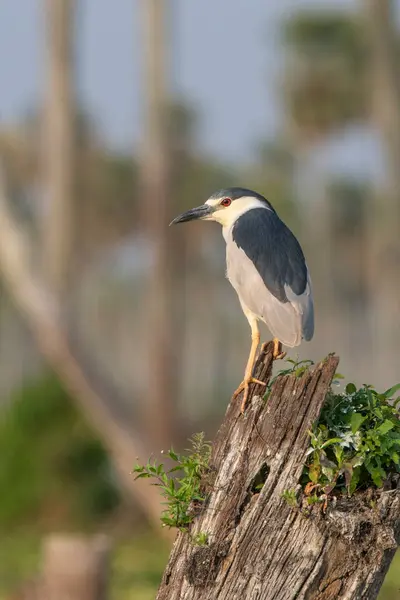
[232,208,307,303]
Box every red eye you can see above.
[221,197,232,207]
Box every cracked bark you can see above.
[156,344,400,599]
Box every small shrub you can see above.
[302,381,400,497]
[133,433,211,530]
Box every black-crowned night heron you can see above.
[170,188,314,412]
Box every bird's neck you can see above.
[221,202,271,242]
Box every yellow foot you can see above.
[273,338,286,360]
[232,377,266,413]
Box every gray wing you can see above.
[228,208,314,346]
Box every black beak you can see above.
[169,204,212,225]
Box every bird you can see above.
[170,187,314,412]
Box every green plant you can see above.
[264,358,315,398]
[281,488,298,507]
[302,381,400,497]
[191,531,209,546]
[306,493,324,506]
[133,433,212,530]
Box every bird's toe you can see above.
[272,338,286,360]
[232,377,266,413]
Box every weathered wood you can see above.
[157,343,400,599]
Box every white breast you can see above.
[225,230,313,347]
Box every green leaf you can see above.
[134,472,151,480]
[308,462,320,484]
[346,383,357,395]
[377,420,395,435]
[349,466,361,495]
[367,387,375,409]
[383,383,400,399]
[321,466,335,479]
[295,366,307,377]
[168,449,179,461]
[321,437,343,449]
[349,455,364,468]
[333,445,344,465]
[350,413,365,433]
[365,461,386,488]
[371,471,384,487]
[169,465,183,473]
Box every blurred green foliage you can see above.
[0,534,40,596]
[283,12,367,138]
[111,532,170,600]
[0,372,174,599]
[379,551,400,600]
[284,13,366,57]
[0,372,120,530]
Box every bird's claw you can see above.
[260,340,286,360]
[272,339,286,360]
[232,377,266,413]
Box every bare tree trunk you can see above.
[363,0,400,385]
[40,534,110,600]
[157,345,399,599]
[365,0,400,211]
[42,0,77,306]
[141,0,178,448]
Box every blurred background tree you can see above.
[0,0,399,598]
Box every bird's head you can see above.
[170,187,275,229]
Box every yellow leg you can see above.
[233,317,266,413]
[273,337,286,360]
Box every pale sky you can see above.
[0,0,361,164]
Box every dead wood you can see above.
[157,344,400,599]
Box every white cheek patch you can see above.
[211,197,271,229]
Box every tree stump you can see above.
[156,343,400,599]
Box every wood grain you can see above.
[157,343,400,599]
